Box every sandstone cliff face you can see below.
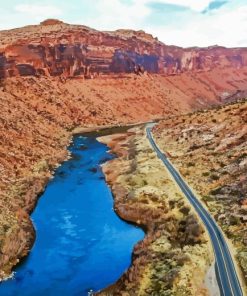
[0,19,247,79]
[1,19,247,283]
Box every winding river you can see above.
[0,135,144,296]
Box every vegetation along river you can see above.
[0,134,144,296]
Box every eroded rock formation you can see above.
[1,20,247,287]
[0,19,247,79]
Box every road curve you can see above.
[146,125,243,296]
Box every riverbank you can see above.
[97,126,213,295]
[0,69,232,280]
[1,73,192,279]
[0,123,214,294]
[0,121,146,280]
[0,135,144,295]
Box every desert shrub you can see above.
[142,179,148,186]
[237,153,247,162]
[221,170,228,175]
[210,186,222,195]
[179,206,190,215]
[128,160,137,173]
[211,173,220,180]
[218,161,225,168]
[229,215,240,225]
[202,195,213,202]
[32,160,49,173]
[189,144,201,151]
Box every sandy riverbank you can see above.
[97,126,214,295]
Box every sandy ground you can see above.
[205,263,220,296]
[98,127,214,295]
[154,99,247,293]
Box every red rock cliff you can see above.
[0,19,247,79]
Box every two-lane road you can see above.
[146,125,243,296]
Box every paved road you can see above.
[146,125,243,296]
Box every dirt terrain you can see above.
[1,19,247,292]
[154,99,247,288]
[98,128,212,295]
[0,71,221,279]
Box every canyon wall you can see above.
[1,19,247,79]
[1,19,247,283]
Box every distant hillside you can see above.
[154,99,247,283]
[1,19,247,281]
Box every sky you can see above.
[0,0,247,48]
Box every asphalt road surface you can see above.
[146,125,243,296]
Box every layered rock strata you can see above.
[0,20,247,80]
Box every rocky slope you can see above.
[0,70,225,279]
[98,128,212,295]
[153,99,247,289]
[1,19,247,289]
[1,69,247,280]
[1,19,247,81]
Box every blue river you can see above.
[0,135,144,296]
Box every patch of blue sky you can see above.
[145,2,193,27]
[202,1,228,13]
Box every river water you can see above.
[0,135,144,296]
